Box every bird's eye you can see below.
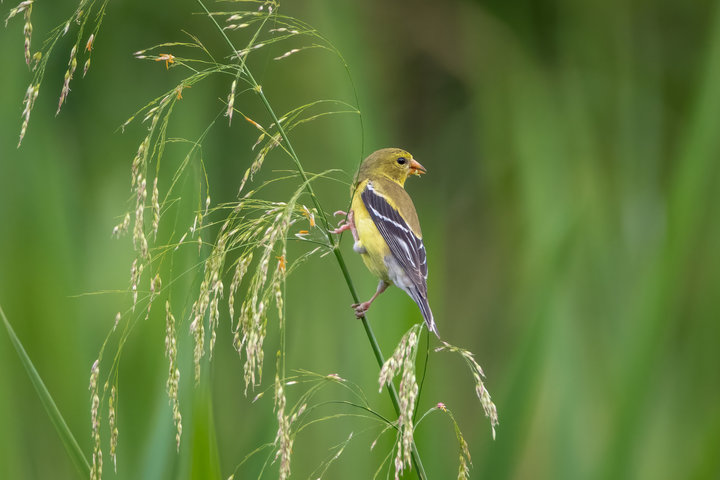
[397,157,407,165]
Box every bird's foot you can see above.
[351,301,371,318]
[330,211,349,233]
[330,222,351,234]
[330,210,358,239]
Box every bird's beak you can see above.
[409,159,427,176]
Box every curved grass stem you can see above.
[196,2,428,478]
[0,304,91,478]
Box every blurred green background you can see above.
[2,0,720,478]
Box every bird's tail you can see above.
[409,287,439,338]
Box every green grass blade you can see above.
[0,303,91,478]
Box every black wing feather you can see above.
[361,183,425,282]
[361,182,438,336]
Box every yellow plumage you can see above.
[352,181,392,281]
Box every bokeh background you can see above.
[2,0,720,478]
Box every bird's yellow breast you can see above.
[351,181,392,283]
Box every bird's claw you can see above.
[330,222,351,235]
[329,211,349,234]
[351,302,370,318]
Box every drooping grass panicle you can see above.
[18,83,39,148]
[378,323,423,480]
[55,0,111,115]
[233,188,302,393]
[108,385,118,472]
[427,403,473,480]
[4,0,34,65]
[189,215,232,380]
[89,359,102,480]
[57,43,78,114]
[273,366,293,480]
[165,301,182,450]
[268,369,396,479]
[7,0,110,146]
[435,341,499,439]
[225,369,378,480]
[5,1,33,29]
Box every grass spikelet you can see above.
[112,212,131,237]
[273,262,284,327]
[18,83,39,147]
[89,359,102,480]
[130,138,147,191]
[5,0,34,67]
[457,430,471,479]
[435,341,499,439]
[226,79,237,125]
[129,258,143,309]
[229,253,252,322]
[165,301,182,450]
[189,308,205,384]
[57,45,77,114]
[133,174,149,259]
[14,0,35,65]
[273,368,292,480]
[108,385,118,472]
[151,176,160,238]
[4,1,33,27]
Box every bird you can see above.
[332,148,438,337]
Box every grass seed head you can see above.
[89,359,102,480]
[165,302,182,450]
[18,83,39,147]
[274,372,293,480]
[109,385,118,472]
[151,177,160,237]
[436,342,499,439]
[378,325,421,479]
[57,46,78,114]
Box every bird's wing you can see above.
[361,181,428,284]
[360,180,437,336]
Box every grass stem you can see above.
[0,303,91,478]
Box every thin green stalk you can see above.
[196,3,428,478]
[0,304,91,478]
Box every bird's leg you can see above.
[352,280,389,318]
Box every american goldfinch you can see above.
[333,148,438,337]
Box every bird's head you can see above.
[357,148,426,186]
